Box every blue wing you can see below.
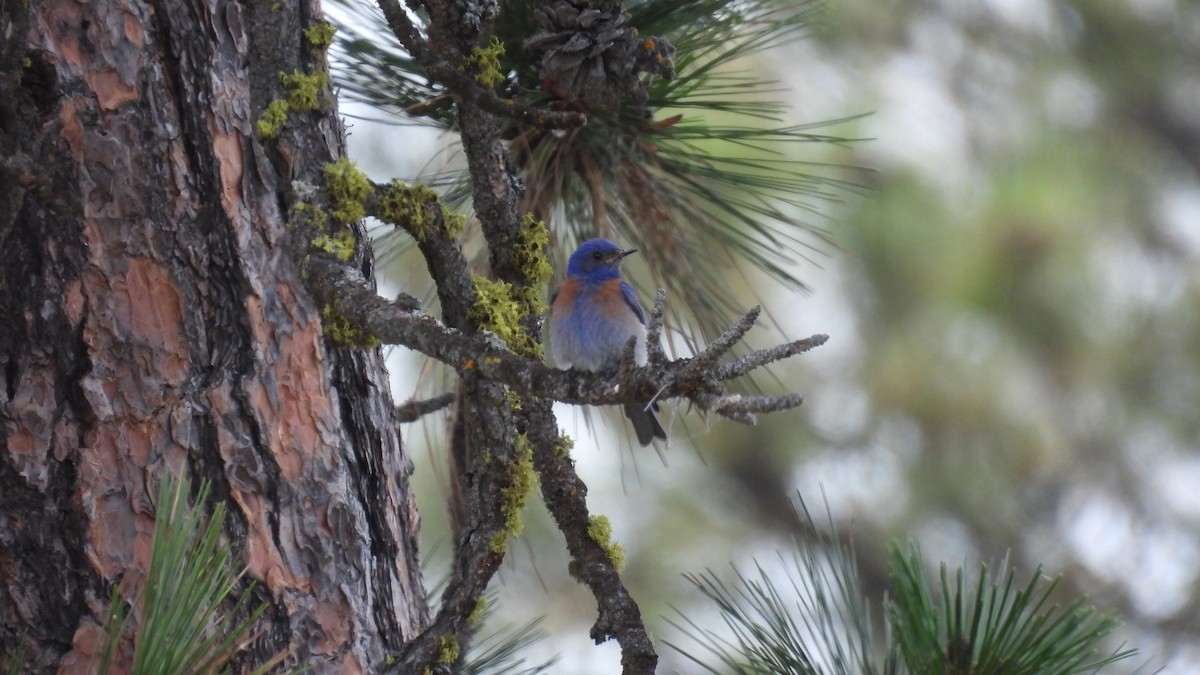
[619,281,646,325]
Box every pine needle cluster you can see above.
[666,510,1138,675]
[331,0,861,339]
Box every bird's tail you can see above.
[624,401,667,446]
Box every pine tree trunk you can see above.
[0,0,426,671]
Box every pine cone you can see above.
[525,0,675,114]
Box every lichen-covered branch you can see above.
[299,253,826,423]
[525,401,657,673]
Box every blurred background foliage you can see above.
[333,0,1200,671]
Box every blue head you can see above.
[566,238,637,281]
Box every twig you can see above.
[691,305,761,368]
[712,334,829,381]
[395,393,456,422]
[374,0,586,130]
[646,289,668,366]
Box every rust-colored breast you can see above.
[552,278,582,318]
[591,278,631,318]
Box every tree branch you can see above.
[374,0,586,130]
[395,393,456,422]
[300,254,826,423]
[525,401,657,673]
[645,289,668,366]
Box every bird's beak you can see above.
[612,248,637,263]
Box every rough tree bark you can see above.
[0,0,425,671]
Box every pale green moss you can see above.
[488,434,535,554]
[500,433,535,538]
[468,276,541,358]
[488,530,509,554]
[514,213,552,314]
[289,202,329,230]
[442,208,466,238]
[463,36,506,88]
[321,304,379,348]
[304,20,336,50]
[587,515,626,571]
[505,388,522,412]
[312,231,355,262]
[377,179,437,238]
[554,434,574,459]
[323,158,371,224]
[256,98,290,139]
[257,68,329,139]
[463,215,550,356]
[436,635,460,664]
[468,597,487,624]
[280,69,329,110]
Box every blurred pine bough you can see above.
[668,503,1138,675]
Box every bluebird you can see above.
[549,238,667,445]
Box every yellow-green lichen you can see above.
[514,212,553,314]
[256,69,329,139]
[256,98,290,139]
[280,69,329,110]
[488,530,509,554]
[464,214,549,357]
[463,36,506,88]
[490,433,536,554]
[554,434,574,459]
[321,304,379,348]
[312,230,356,262]
[377,179,437,239]
[587,515,626,571]
[304,20,336,50]
[505,388,522,412]
[468,276,541,358]
[323,157,371,224]
[436,635,460,664]
[500,433,535,534]
[468,597,487,624]
[441,207,466,239]
[289,201,329,230]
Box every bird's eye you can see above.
[592,252,603,260]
